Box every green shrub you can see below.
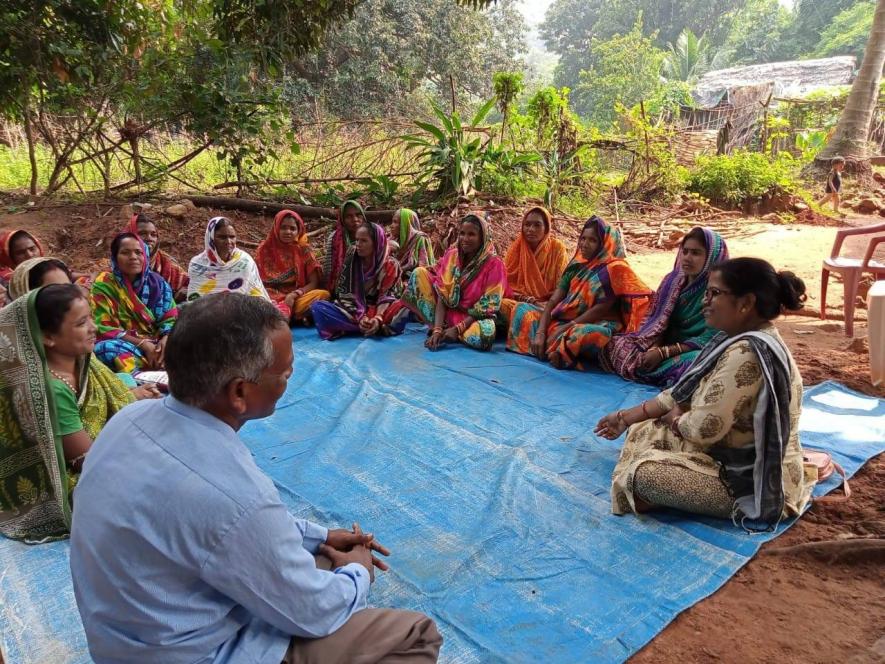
[475,145,541,198]
[688,151,799,205]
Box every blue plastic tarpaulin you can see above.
[2,325,883,663]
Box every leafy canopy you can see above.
[814,1,876,61]
[540,0,746,92]
[573,18,665,125]
[716,0,793,67]
[284,0,527,119]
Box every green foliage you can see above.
[526,86,574,147]
[814,2,875,61]
[688,151,800,205]
[661,29,709,82]
[764,115,791,154]
[285,0,528,120]
[492,71,525,143]
[573,18,665,125]
[539,147,584,210]
[211,0,363,70]
[476,145,541,197]
[715,0,792,67]
[645,81,696,118]
[616,103,689,201]
[404,98,497,197]
[540,0,747,93]
[492,72,526,111]
[795,130,829,162]
[784,0,859,58]
[358,175,401,206]
[0,0,516,196]
[0,0,152,114]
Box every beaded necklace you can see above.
[49,368,78,395]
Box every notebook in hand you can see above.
[132,370,169,391]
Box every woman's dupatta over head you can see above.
[336,222,401,319]
[92,233,177,342]
[395,208,434,275]
[187,217,270,299]
[0,229,44,280]
[554,215,651,328]
[325,200,367,291]
[600,227,729,381]
[0,289,134,542]
[0,291,69,542]
[125,214,189,293]
[256,209,320,291]
[8,256,53,301]
[433,214,497,310]
[503,206,569,301]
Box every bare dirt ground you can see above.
[0,198,883,663]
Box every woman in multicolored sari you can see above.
[0,284,148,542]
[0,228,43,305]
[92,233,178,374]
[311,222,407,339]
[256,209,330,325]
[402,213,507,352]
[500,206,570,322]
[390,208,434,283]
[127,213,190,301]
[597,258,814,531]
[600,227,729,387]
[322,200,366,296]
[507,215,651,370]
[187,217,271,302]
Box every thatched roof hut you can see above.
[692,56,856,108]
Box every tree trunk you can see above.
[500,103,508,145]
[814,0,885,178]
[129,135,142,186]
[235,158,244,198]
[22,101,38,196]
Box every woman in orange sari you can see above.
[506,216,652,370]
[500,206,569,322]
[0,229,43,305]
[256,209,330,325]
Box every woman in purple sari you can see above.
[310,222,407,339]
[600,227,728,387]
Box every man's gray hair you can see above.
[165,293,288,407]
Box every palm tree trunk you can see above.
[814,0,885,176]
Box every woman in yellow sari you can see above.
[0,285,147,542]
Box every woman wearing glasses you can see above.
[596,257,816,531]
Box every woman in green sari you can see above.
[600,227,729,387]
[0,284,140,542]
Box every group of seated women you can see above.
[0,200,817,542]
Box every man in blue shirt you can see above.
[70,293,441,663]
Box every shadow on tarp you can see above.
[1,324,883,663]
